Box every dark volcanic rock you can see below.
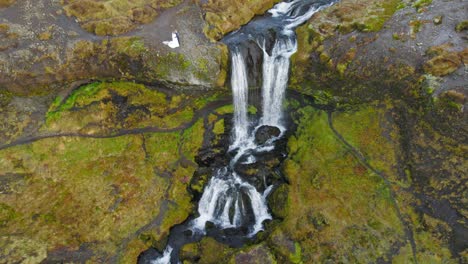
[254,125,281,145]
[137,248,162,264]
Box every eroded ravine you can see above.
[139,1,339,263]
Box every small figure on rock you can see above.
[163,30,180,49]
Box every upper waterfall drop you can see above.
[259,37,297,128]
[230,49,250,149]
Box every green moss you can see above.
[111,37,148,57]
[213,119,225,135]
[0,89,12,107]
[412,0,432,11]
[279,105,406,262]
[289,242,303,264]
[155,52,192,79]
[43,81,214,134]
[0,110,207,261]
[360,0,402,32]
[455,20,468,32]
[195,58,211,81]
[0,203,18,227]
[410,20,424,38]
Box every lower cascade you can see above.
[142,1,337,263]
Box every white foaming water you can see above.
[230,50,250,150]
[192,169,271,236]
[260,37,297,127]
[151,247,173,264]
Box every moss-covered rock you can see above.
[229,244,276,264]
[62,0,183,36]
[201,0,281,40]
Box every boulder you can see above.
[255,125,281,145]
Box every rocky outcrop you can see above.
[0,0,228,97]
[61,0,184,36]
[201,0,281,40]
[290,0,466,103]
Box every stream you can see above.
[138,1,337,263]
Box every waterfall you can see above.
[260,37,297,128]
[190,0,333,238]
[192,169,271,236]
[147,1,337,263]
[230,49,250,149]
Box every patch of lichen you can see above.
[0,23,19,52]
[62,0,183,36]
[201,0,281,40]
[153,52,191,79]
[423,44,464,76]
[412,0,432,12]
[455,20,468,32]
[0,236,47,263]
[0,0,15,8]
[43,81,219,135]
[229,244,277,264]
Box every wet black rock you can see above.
[137,248,162,264]
[255,125,281,145]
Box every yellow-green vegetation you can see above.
[153,52,192,79]
[268,104,459,263]
[0,0,15,8]
[0,93,208,262]
[43,81,219,135]
[423,44,464,76]
[455,20,468,32]
[201,0,281,40]
[412,0,432,11]
[332,103,406,185]
[62,0,183,35]
[409,20,425,38]
[182,237,237,264]
[279,106,405,262]
[0,23,18,52]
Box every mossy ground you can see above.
[0,81,216,262]
[62,0,183,36]
[279,105,405,263]
[42,81,221,135]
